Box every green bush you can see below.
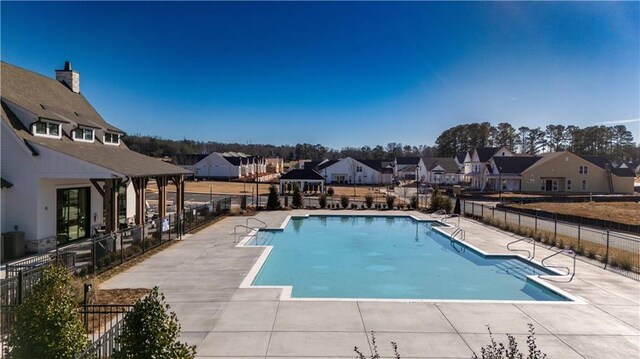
[430,194,441,211]
[292,184,303,208]
[266,185,281,210]
[365,194,374,209]
[319,194,327,209]
[340,195,350,209]
[386,195,396,209]
[8,265,89,359]
[410,195,418,209]
[327,186,334,196]
[113,287,196,359]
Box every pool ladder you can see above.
[450,228,466,253]
[507,238,536,260]
[538,249,577,283]
[233,217,268,243]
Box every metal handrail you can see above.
[539,249,577,282]
[451,228,465,241]
[246,217,267,229]
[233,224,260,243]
[431,209,447,218]
[507,238,535,260]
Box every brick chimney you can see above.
[55,61,80,93]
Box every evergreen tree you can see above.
[292,183,303,208]
[266,185,281,210]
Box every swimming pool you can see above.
[242,215,571,302]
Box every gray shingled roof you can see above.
[423,157,460,173]
[396,157,421,165]
[493,156,542,174]
[475,147,502,162]
[1,62,191,177]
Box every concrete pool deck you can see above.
[101,210,640,358]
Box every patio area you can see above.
[101,210,640,358]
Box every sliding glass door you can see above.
[56,187,90,245]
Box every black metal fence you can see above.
[460,199,640,281]
[497,203,640,235]
[183,197,232,233]
[0,265,46,344]
[77,303,133,358]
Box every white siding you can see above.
[323,158,382,185]
[193,153,241,178]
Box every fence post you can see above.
[554,213,558,240]
[534,211,538,234]
[492,206,495,219]
[481,204,484,218]
[577,224,581,246]
[504,208,507,223]
[92,237,97,274]
[120,232,124,265]
[472,202,475,216]
[518,212,521,229]
[604,230,610,268]
[17,270,23,305]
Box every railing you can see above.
[182,197,231,234]
[539,249,577,282]
[451,228,465,241]
[507,238,536,260]
[79,304,133,344]
[460,199,639,281]
[246,217,267,229]
[74,315,126,359]
[233,224,259,243]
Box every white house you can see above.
[394,157,427,182]
[174,152,266,179]
[463,147,513,189]
[1,61,191,255]
[317,158,392,185]
[423,157,464,185]
[278,169,324,194]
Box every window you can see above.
[501,179,507,190]
[579,165,588,174]
[33,121,61,137]
[582,180,587,190]
[356,165,363,172]
[552,180,558,191]
[104,132,120,145]
[566,179,572,190]
[73,128,94,142]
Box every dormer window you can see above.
[73,128,94,142]
[32,121,61,138]
[104,132,120,145]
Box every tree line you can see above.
[435,122,638,160]
[123,122,638,162]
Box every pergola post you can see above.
[157,176,167,219]
[103,179,119,233]
[133,177,148,225]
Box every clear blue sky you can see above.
[2,1,638,148]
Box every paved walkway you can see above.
[102,210,640,358]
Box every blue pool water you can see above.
[247,216,569,301]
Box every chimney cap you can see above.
[64,61,72,71]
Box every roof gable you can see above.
[396,157,421,165]
[280,169,324,180]
[492,156,542,174]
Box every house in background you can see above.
[423,157,464,185]
[174,152,266,180]
[519,152,634,194]
[484,156,543,191]
[394,157,426,182]
[463,146,513,189]
[315,158,392,185]
[1,61,191,254]
[265,157,284,173]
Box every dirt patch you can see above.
[508,202,640,226]
[93,288,149,305]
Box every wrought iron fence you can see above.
[460,199,640,281]
[183,196,232,233]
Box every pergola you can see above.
[278,169,325,194]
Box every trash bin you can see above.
[1,231,26,262]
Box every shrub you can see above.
[292,184,303,208]
[365,194,374,209]
[351,203,357,210]
[587,249,597,259]
[340,195,350,209]
[266,185,281,210]
[354,332,400,359]
[609,257,619,268]
[619,257,633,271]
[430,194,441,211]
[361,204,366,209]
[410,195,418,209]
[8,265,89,359]
[386,195,395,209]
[327,186,334,196]
[113,287,196,359]
[453,197,461,215]
[473,324,546,359]
[557,239,565,249]
[318,194,327,209]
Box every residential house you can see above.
[484,156,543,191]
[394,157,427,182]
[174,152,266,179]
[316,158,392,185]
[265,157,284,174]
[1,61,191,253]
[520,152,634,194]
[463,147,513,189]
[423,157,464,185]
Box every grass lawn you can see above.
[508,201,640,226]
